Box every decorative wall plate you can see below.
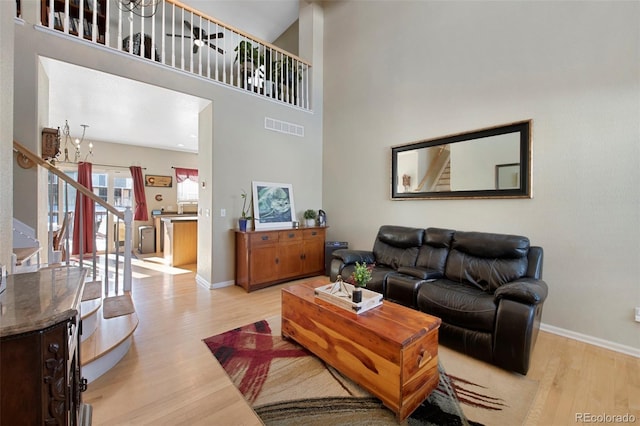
[17,153,35,169]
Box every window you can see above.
[47,167,133,252]
[177,179,199,202]
[175,168,199,203]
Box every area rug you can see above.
[103,294,135,319]
[203,316,538,425]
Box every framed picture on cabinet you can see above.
[252,181,297,229]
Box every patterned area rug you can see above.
[203,316,538,425]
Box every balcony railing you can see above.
[35,0,311,110]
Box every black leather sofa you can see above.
[330,225,548,375]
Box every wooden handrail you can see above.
[167,0,311,66]
[13,140,124,220]
[414,146,449,192]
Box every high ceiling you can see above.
[45,0,300,154]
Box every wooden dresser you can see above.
[0,267,91,425]
[235,226,326,292]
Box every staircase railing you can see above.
[13,140,132,295]
[35,0,311,110]
[414,146,451,192]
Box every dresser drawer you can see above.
[278,230,302,242]
[250,231,279,246]
[303,229,324,240]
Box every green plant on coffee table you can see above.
[241,189,253,219]
[303,209,317,220]
[351,261,373,288]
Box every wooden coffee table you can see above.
[281,279,441,422]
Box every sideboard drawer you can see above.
[279,230,302,242]
[250,231,279,246]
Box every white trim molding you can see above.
[541,323,640,358]
[195,274,234,290]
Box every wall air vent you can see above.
[265,117,304,137]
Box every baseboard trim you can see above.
[195,274,234,290]
[540,323,640,358]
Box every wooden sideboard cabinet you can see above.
[0,267,90,425]
[235,227,326,292]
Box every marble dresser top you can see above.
[0,267,86,337]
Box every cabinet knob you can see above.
[261,236,269,241]
[288,233,295,238]
[311,231,317,236]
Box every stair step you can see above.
[81,306,138,383]
[80,297,102,342]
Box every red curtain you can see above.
[175,167,198,183]
[130,166,148,221]
[72,162,95,255]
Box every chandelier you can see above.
[117,0,161,18]
[62,120,93,163]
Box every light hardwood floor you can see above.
[84,261,640,425]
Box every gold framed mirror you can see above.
[391,120,532,200]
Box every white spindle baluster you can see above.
[171,4,175,68]
[48,0,53,28]
[91,0,97,43]
[78,0,84,41]
[152,1,157,61]
[117,0,123,50]
[104,0,109,46]
[161,0,166,63]
[140,4,145,58]
[180,8,185,70]
[198,15,203,76]
[64,0,69,34]
[189,12,195,72]
[128,8,133,54]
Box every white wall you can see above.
[0,1,15,269]
[323,1,640,351]
[12,15,323,286]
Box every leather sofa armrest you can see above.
[332,249,375,265]
[396,266,443,280]
[494,279,548,305]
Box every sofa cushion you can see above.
[376,225,424,248]
[445,231,530,292]
[415,228,454,273]
[416,280,496,333]
[372,226,423,269]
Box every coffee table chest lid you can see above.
[283,281,441,346]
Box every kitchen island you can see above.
[162,216,198,267]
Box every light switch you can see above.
[220,209,226,217]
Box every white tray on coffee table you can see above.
[314,282,383,314]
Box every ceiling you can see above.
[44,0,300,154]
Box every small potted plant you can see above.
[239,189,253,232]
[274,56,303,102]
[234,41,263,90]
[351,261,372,303]
[303,209,317,227]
